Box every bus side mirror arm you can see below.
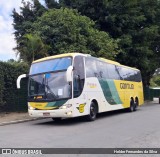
[17,74,28,89]
[66,66,73,82]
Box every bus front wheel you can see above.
[86,102,97,121]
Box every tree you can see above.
[32,8,119,59]
[12,0,46,45]
[16,34,50,64]
[150,75,160,87]
[45,0,60,9]
[59,0,160,85]
[59,0,108,29]
[12,1,160,85]
[107,0,160,85]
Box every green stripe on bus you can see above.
[46,100,67,108]
[99,79,122,105]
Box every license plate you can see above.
[43,112,50,116]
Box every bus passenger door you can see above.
[72,56,87,116]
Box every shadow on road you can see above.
[33,108,138,126]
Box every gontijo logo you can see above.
[120,83,134,89]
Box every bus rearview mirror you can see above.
[17,74,28,89]
[66,66,73,82]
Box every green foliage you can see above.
[12,0,46,42]
[0,61,29,112]
[16,33,51,64]
[12,0,160,85]
[59,0,107,28]
[59,0,160,85]
[110,0,160,85]
[150,75,160,87]
[33,8,119,59]
[45,0,60,9]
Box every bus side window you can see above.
[97,61,109,79]
[117,67,125,80]
[85,58,98,78]
[107,64,120,80]
[73,56,85,98]
[134,71,142,82]
[118,67,141,82]
[127,69,136,81]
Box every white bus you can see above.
[17,53,144,121]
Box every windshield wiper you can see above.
[45,84,58,99]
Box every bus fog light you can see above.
[66,111,72,115]
[60,104,72,109]
[29,106,35,110]
[28,104,35,110]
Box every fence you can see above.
[144,86,160,101]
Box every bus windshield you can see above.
[29,57,72,75]
[28,71,71,101]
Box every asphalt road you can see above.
[0,102,160,157]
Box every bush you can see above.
[150,75,160,87]
[0,61,29,112]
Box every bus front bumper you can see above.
[28,109,73,118]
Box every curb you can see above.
[144,101,159,105]
[0,118,42,126]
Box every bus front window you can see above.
[29,71,71,101]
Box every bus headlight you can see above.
[59,104,72,109]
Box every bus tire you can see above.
[129,99,134,112]
[86,102,97,121]
[134,97,139,111]
[52,118,62,122]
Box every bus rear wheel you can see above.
[129,99,135,112]
[134,98,139,111]
[86,102,97,121]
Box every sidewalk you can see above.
[0,112,37,126]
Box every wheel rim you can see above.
[130,101,134,111]
[134,99,139,110]
[131,105,134,111]
[90,105,96,118]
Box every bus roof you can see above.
[32,53,139,71]
[99,57,139,71]
[99,58,120,65]
[32,53,90,64]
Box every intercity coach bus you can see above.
[17,53,144,121]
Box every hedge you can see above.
[0,61,29,112]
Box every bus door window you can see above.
[73,56,85,98]
[73,75,81,97]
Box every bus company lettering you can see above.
[120,83,134,89]
[87,82,97,88]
